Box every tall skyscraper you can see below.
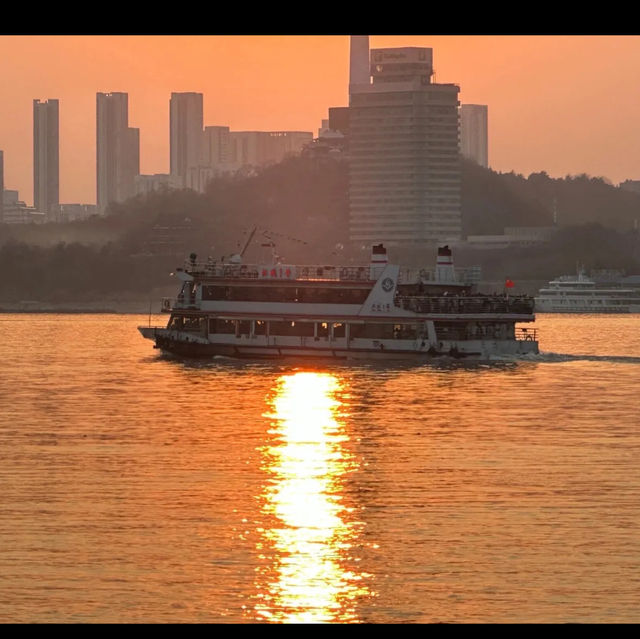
[33,99,59,217]
[170,92,203,187]
[96,92,139,213]
[349,47,461,245]
[460,104,488,168]
[349,35,370,104]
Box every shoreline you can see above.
[0,304,162,315]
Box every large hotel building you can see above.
[348,45,461,244]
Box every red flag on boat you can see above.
[505,279,515,288]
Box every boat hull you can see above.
[138,326,539,360]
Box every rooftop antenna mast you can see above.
[256,226,309,264]
[239,226,257,258]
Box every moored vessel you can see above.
[139,245,539,360]
[534,267,640,313]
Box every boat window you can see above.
[254,320,267,335]
[350,323,394,339]
[182,317,203,332]
[269,321,315,337]
[332,323,346,338]
[317,322,329,338]
[433,321,465,340]
[202,286,228,301]
[298,288,369,304]
[201,284,369,304]
[209,319,236,334]
[435,321,509,340]
[237,320,251,336]
[392,324,418,339]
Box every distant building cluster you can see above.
[168,92,312,194]
[466,226,558,250]
[1,90,313,224]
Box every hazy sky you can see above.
[1,35,640,206]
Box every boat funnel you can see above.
[370,243,388,279]
[435,245,456,282]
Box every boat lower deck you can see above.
[139,326,539,360]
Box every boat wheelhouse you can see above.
[139,245,539,360]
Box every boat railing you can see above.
[396,295,535,315]
[515,327,538,341]
[184,261,375,282]
[182,261,481,285]
[401,266,482,285]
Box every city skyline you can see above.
[1,35,640,205]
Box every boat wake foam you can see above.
[511,351,640,365]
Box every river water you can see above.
[0,313,639,623]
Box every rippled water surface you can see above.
[1,313,639,623]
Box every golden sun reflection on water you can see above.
[252,372,371,623]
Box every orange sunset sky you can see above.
[1,35,639,206]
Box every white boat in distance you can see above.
[535,268,640,313]
[139,244,539,360]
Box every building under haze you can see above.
[202,125,231,168]
[33,99,59,219]
[134,173,182,197]
[170,92,204,188]
[54,203,98,223]
[349,45,461,244]
[228,130,312,171]
[2,189,45,224]
[460,104,488,168]
[185,125,236,191]
[96,92,139,213]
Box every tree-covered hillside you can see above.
[1,155,640,302]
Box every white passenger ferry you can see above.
[139,245,539,360]
[535,268,640,313]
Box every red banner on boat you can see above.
[505,279,515,288]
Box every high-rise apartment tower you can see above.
[170,92,204,187]
[33,99,59,217]
[96,92,139,213]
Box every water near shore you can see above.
[1,313,639,623]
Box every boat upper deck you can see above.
[180,260,481,286]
